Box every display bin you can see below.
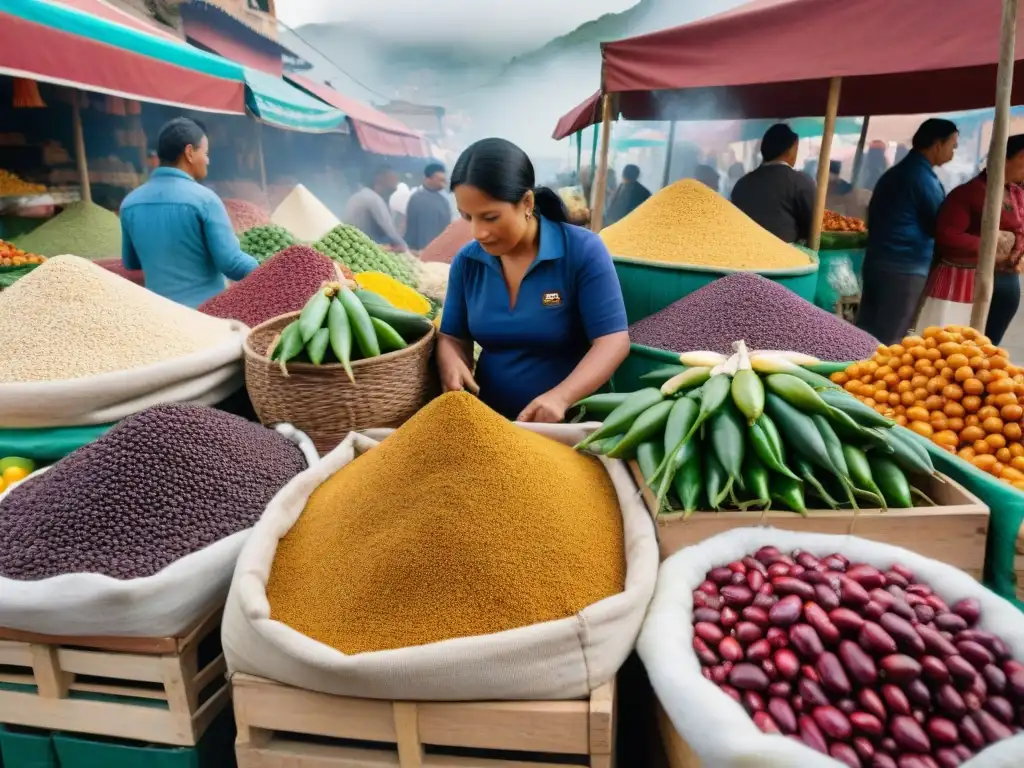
[813,248,865,312]
[0,608,228,747]
[232,673,617,768]
[0,724,56,768]
[628,463,990,579]
[613,256,819,326]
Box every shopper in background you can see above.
[345,165,407,251]
[721,162,745,199]
[604,164,651,226]
[694,164,721,192]
[731,123,816,243]
[120,117,257,308]
[860,141,891,191]
[926,133,1024,345]
[404,163,452,252]
[856,118,958,344]
[388,181,413,236]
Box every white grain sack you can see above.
[271,184,341,243]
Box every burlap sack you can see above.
[222,422,659,701]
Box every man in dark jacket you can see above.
[731,123,816,243]
[604,164,651,226]
[404,163,452,251]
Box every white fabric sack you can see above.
[0,325,247,428]
[0,426,317,637]
[917,297,973,334]
[639,527,1024,768]
[223,422,659,701]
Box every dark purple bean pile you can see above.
[629,273,880,361]
[0,404,307,581]
[692,547,1024,767]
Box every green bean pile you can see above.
[574,344,940,516]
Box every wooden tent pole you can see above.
[590,93,614,232]
[851,116,871,187]
[72,94,92,204]
[972,0,1019,330]
[808,77,843,250]
[662,120,677,188]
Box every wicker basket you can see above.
[244,311,439,455]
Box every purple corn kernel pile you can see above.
[199,245,338,329]
[0,404,307,581]
[629,273,879,361]
[693,547,1024,766]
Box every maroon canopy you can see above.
[553,0,1024,139]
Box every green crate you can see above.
[50,712,235,768]
[614,256,820,325]
[0,725,58,768]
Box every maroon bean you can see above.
[767,681,791,697]
[800,569,829,586]
[872,755,897,768]
[935,612,969,633]
[850,711,885,738]
[767,562,791,578]
[983,663,1007,694]
[789,565,806,577]
[880,737,898,753]
[912,708,927,725]
[697,580,720,596]
[718,636,744,663]
[859,688,888,721]
[880,654,922,684]
[946,655,976,683]
[853,737,874,761]
[791,694,804,712]
[891,715,931,753]
[813,583,841,610]
[839,640,878,686]
[743,556,767,574]
[830,743,861,768]
[934,749,963,768]
[882,684,912,716]
[824,555,848,572]
[956,640,994,669]
[772,576,814,600]
[795,551,820,570]
[735,621,763,644]
[702,667,713,681]
[802,664,820,683]
[905,592,927,608]
[985,695,1015,724]
[692,591,709,609]
[730,571,747,586]
[869,588,895,609]
[693,607,721,624]
[817,651,853,696]
[720,684,742,703]
[804,602,841,645]
[888,600,918,622]
[774,648,800,680]
[958,715,985,750]
[761,659,778,681]
[727,560,747,574]
[766,627,789,649]
[752,711,780,734]
[746,569,765,592]
[971,708,1013,743]
[799,677,830,708]
[837,698,857,715]
[692,637,718,666]
[768,594,802,626]
[798,714,829,755]
[752,592,778,610]
[951,597,981,627]
[859,621,898,656]
[916,624,959,657]
[831,607,866,634]
[880,613,926,655]
[746,639,771,663]
[728,662,769,691]
[721,606,740,629]
[812,705,852,740]
[722,585,754,607]
[989,637,1012,662]
[905,679,931,708]
[864,602,887,622]
[953,746,972,761]
[936,685,967,718]
[710,664,730,684]
[1006,661,1024,697]
[755,546,781,563]
[914,604,936,624]
[846,564,885,590]
[790,624,824,659]
[709,566,734,585]
[743,690,766,713]
[906,583,933,597]
[922,656,951,685]
[890,563,916,581]
[694,622,725,645]
[897,758,931,768]
[926,594,950,613]
[885,570,909,588]
[840,576,872,607]
[768,697,797,733]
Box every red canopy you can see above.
[287,75,429,158]
[553,91,602,142]
[554,0,1024,138]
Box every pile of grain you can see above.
[14,201,122,261]
[199,245,343,328]
[271,184,340,242]
[0,256,237,382]
[419,219,471,263]
[0,404,306,580]
[600,179,813,270]
[224,198,271,233]
[267,392,625,654]
[628,273,879,361]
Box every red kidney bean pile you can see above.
[691,547,1024,767]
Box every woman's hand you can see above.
[518,390,570,424]
[440,358,480,395]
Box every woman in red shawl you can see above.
[930,134,1024,344]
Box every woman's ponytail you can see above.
[533,186,569,224]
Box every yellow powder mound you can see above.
[267,392,625,654]
[600,179,813,270]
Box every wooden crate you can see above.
[629,463,990,577]
[658,703,700,768]
[233,672,617,767]
[0,608,228,746]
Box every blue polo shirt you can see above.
[440,216,628,419]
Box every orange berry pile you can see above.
[831,325,1024,488]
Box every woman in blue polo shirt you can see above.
[438,138,630,422]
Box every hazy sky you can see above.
[275,0,640,49]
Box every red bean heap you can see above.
[692,547,1024,767]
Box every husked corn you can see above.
[266,391,626,655]
[600,179,813,270]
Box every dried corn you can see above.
[355,271,431,315]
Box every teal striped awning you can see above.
[243,68,348,133]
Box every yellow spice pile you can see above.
[267,392,626,655]
[600,179,812,270]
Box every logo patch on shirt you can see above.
[542,291,562,307]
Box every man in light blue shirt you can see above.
[120,118,258,308]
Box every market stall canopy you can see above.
[0,0,246,113]
[554,0,1024,137]
[244,68,348,133]
[286,75,428,157]
[554,91,601,141]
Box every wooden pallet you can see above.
[630,463,990,578]
[233,673,617,767]
[0,608,228,746]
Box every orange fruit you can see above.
[962,378,985,396]
[1001,404,1023,422]
[966,414,981,427]
[938,342,962,357]
[974,439,993,455]
[954,366,975,383]
[863,397,877,408]
[897,380,913,393]
[979,406,1000,421]
[987,433,1007,450]
[845,381,862,394]
[946,417,964,433]
[930,414,948,431]
[947,353,969,369]
[990,355,1008,370]
[924,395,945,411]
[943,401,965,417]
[982,416,1005,434]
[973,454,998,471]
[894,414,908,426]
[906,406,930,423]
[889,344,906,356]
[942,384,964,400]
[993,462,1007,477]
[940,367,955,381]
[925,348,942,361]
[909,421,933,438]
[932,430,959,448]
[925,377,947,394]
[996,447,1013,464]
[961,425,986,442]
[897,365,915,380]
[959,447,977,461]
[900,391,917,407]
[905,335,926,346]
[1010,443,1024,458]
[1004,422,1022,441]
[1011,456,1024,471]
[888,392,901,407]
[914,388,929,402]
[962,395,982,412]
[831,372,848,384]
